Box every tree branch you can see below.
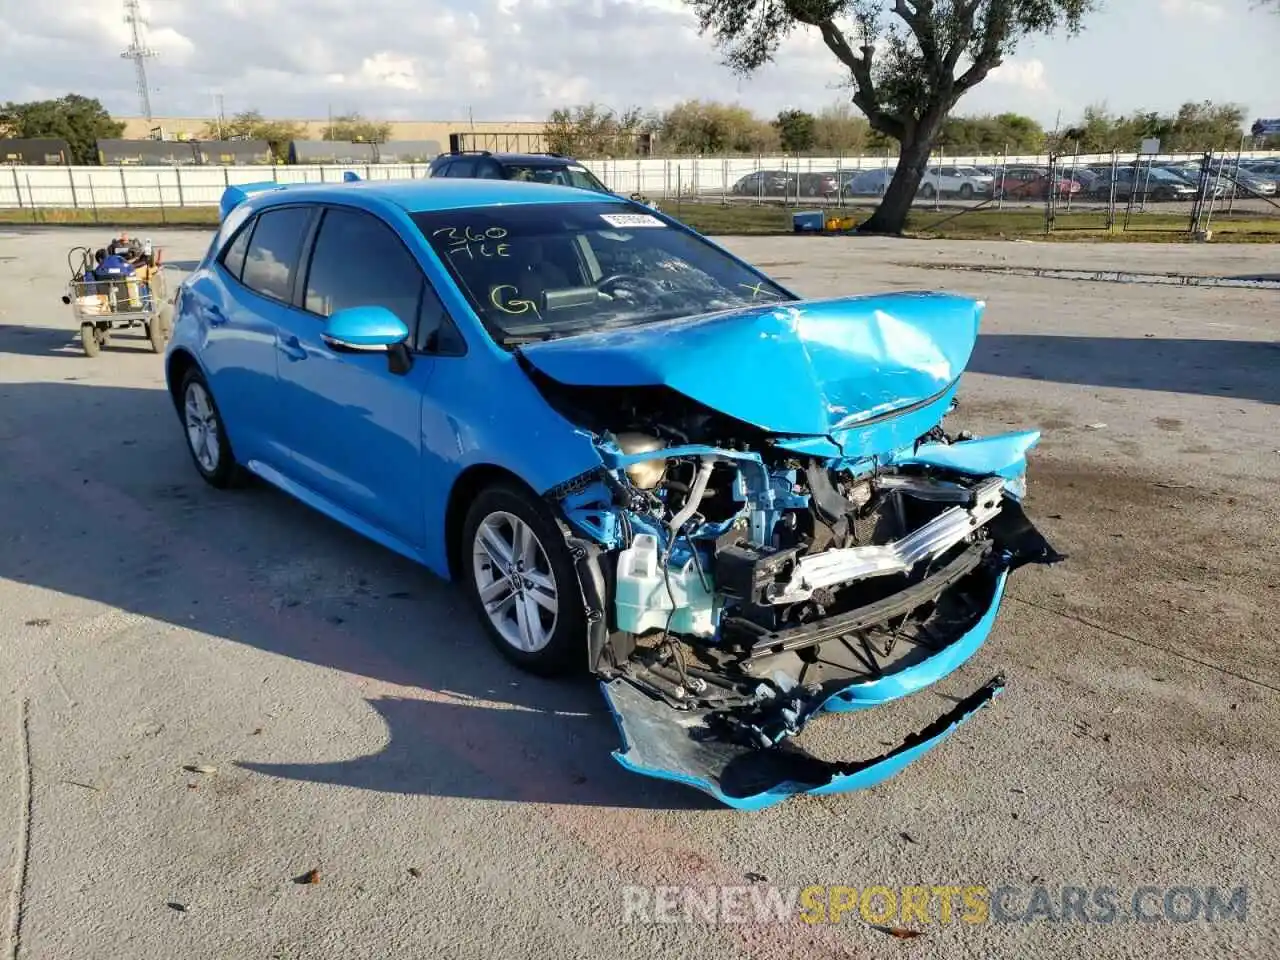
[814,17,907,140]
[895,0,941,68]
[942,0,981,76]
[954,1,1009,92]
[780,3,905,137]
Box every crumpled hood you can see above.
[518,292,984,437]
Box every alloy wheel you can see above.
[184,381,221,474]
[471,511,559,653]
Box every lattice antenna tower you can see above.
[121,0,158,122]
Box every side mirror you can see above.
[321,306,410,353]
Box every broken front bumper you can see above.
[604,674,1006,812]
[602,569,1012,811]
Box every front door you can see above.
[273,205,433,549]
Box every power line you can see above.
[121,0,158,123]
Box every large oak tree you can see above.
[686,1,1098,234]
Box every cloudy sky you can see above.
[2,0,1277,127]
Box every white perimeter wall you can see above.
[3,152,1278,209]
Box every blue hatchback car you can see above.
[166,177,1060,810]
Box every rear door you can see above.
[272,204,435,548]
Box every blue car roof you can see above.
[251,177,616,215]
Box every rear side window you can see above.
[447,157,477,178]
[219,221,254,281]
[303,206,423,329]
[241,206,313,303]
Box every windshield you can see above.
[503,163,610,193]
[413,201,794,345]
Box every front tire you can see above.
[461,483,585,676]
[179,366,241,489]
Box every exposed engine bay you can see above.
[537,378,1062,774]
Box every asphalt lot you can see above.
[1,227,1277,960]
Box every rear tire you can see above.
[146,320,165,353]
[80,323,100,358]
[178,366,242,489]
[155,305,174,340]
[460,482,586,677]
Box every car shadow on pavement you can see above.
[0,323,158,358]
[970,334,1280,405]
[0,379,718,811]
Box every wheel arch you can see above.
[165,347,201,412]
[443,463,545,581]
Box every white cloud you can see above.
[147,27,195,63]
[341,53,423,93]
[2,0,1264,130]
[1158,0,1225,22]
[987,58,1049,93]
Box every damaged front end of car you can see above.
[520,292,1062,810]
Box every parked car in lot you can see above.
[996,166,1083,199]
[841,167,894,197]
[430,150,608,191]
[164,176,1058,810]
[797,171,842,197]
[1088,166,1197,202]
[1057,167,1104,193]
[1241,160,1280,180]
[730,170,798,197]
[1226,168,1278,197]
[427,149,657,206]
[918,165,995,200]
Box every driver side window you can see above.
[302,206,423,329]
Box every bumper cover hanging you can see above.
[602,674,1006,811]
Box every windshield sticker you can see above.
[600,213,665,228]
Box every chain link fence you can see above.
[2,150,1278,232]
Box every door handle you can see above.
[279,335,307,362]
[207,304,228,326]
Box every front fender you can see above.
[418,351,606,575]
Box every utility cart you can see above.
[60,239,174,358]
